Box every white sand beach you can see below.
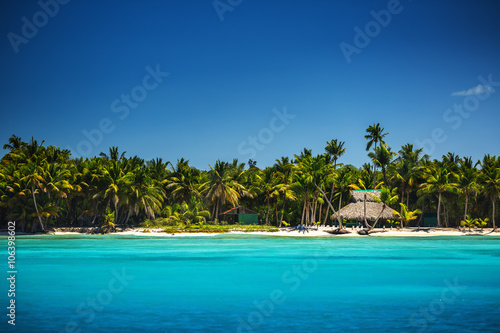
[49,227,499,237]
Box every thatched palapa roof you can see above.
[332,190,398,222]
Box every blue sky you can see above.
[1,0,499,170]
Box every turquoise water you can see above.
[1,235,500,333]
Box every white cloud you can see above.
[451,84,494,96]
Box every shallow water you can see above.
[2,234,500,332]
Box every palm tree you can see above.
[478,155,500,229]
[201,160,244,220]
[324,139,346,222]
[365,123,389,188]
[325,139,346,170]
[260,167,278,225]
[368,187,399,232]
[20,161,46,231]
[460,215,476,232]
[274,157,295,226]
[368,145,395,186]
[3,134,26,152]
[419,163,458,227]
[395,203,421,228]
[458,157,479,222]
[93,160,132,224]
[390,144,429,208]
[99,146,126,161]
[166,159,201,204]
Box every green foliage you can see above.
[394,203,421,228]
[1,133,499,232]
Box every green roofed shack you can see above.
[219,206,259,224]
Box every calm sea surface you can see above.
[1,234,500,333]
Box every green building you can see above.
[219,206,259,224]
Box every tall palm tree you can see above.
[458,157,479,222]
[274,157,295,226]
[390,144,429,209]
[99,146,126,161]
[419,163,458,227]
[368,145,395,186]
[365,123,389,188]
[93,160,132,224]
[20,161,46,231]
[201,160,244,220]
[478,155,500,229]
[325,139,346,170]
[166,159,201,204]
[324,139,346,221]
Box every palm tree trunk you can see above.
[437,192,442,227]
[400,188,404,213]
[464,193,469,223]
[211,201,216,221]
[123,208,132,226]
[300,198,306,226]
[339,191,343,216]
[314,183,343,229]
[364,193,369,228]
[417,201,424,227]
[444,200,449,228]
[313,199,318,223]
[279,193,286,226]
[265,193,270,225]
[32,184,45,232]
[323,182,336,224]
[318,202,323,224]
[214,197,220,222]
[372,143,377,188]
[369,205,385,232]
[114,201,120,224]
[492,196,496,229]
[274,200,279,226]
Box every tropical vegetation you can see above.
[1,124,499,232]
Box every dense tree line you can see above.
[1,123,499,232]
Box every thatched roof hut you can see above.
[333,190,398,222]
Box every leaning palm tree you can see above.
[367,187,399,232]
[365,123,389,188]
[20,161,46,231]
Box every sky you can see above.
[1,0,500,170]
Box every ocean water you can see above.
[1,234,500,333]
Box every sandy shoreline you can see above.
[43,227,500,238]
[2,227,498,238]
